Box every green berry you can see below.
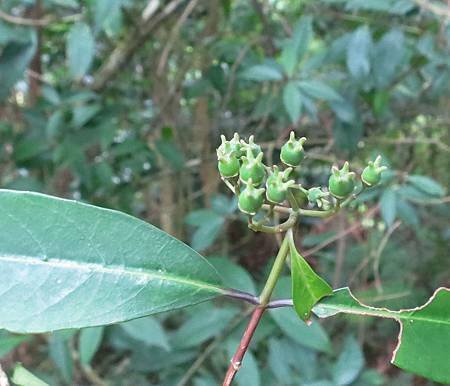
[265,167,295,204]
[328,162,356,199]
[240,135,262,157]
[240,149,265,185]
[266,166,292,186]
[361,155,387,186]
[238,180,265,215]
[280,131,306,167]
[218,133,242,158]
[217,153,240,178]
[308,187,330,208]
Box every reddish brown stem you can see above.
[222,306,265,386]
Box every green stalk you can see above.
[259,231,291,305]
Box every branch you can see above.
[156,0,199,75]
[91,0,185,91]
[414,0,450,19]
[0,9,81,26]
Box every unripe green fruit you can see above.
[266,166,292,186]
[265,168,295,204]
[240,149,265,185]
[240,135,262,157]
[308,187,330,208]
[238,180,265,215]
[361,155,387,186]
[218,133,242,158]
[217,154,240,178]
[280,131,306,167]
[328,162,356,199]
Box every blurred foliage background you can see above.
[0,0,449,385]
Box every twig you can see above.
[176,308,253,386]
[222,306,265,386]
[333,213,347,288]
[303,206,379,258]
[373,220,402,293]
[156,0,199,75]
[92,0,185,90]
[414,0,450,19]
[0,9,81,26]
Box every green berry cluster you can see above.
[216,132,387,222]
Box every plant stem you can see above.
[222,232,291,386]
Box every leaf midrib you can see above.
[0,254,224,293]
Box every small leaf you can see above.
[380,188,397,226]
[209,257,256,294]
[11,365,49,386]
[49,332,73,383]
[191,217,225,251]
[313,287,450,384]
[290,238,332,321]
[406,175,445,197]
[346,26,372,80]
[120,317,170,350]
[333,335,364,385]
[283,82,303,123]
[373,29,405,88]
[270,307,331,353]
[66,23,95,80]
[0,190,224,333]
[241,64,283,81]
[79,326,104,365]
[0,36,37,100]
[298,80,342,102]
[279,16,313,76]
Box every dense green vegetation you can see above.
[0,0,449,385]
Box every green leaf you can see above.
[270,308,331,353]
[241,64,283,81]
[120,317,169,350]
[171,305,237,349]
[209,256,256,294]
[283,82,302,123]
[298,80,342,102]
[373,29,405,88]
[0,35,37,100]
[49,332,73,383]
[191,217,224,251]
[79,326,104,365]
[406,175,445,197]
[313,287,450,384]
[380,188,397,226]
[66,23,95,80]
[333,335,364,385]
[93,0,123,32]
[346,26,372,80]
[0,190,223,333]
[11,365,49,386]
[279,16,313,76]
[289,239,332,321]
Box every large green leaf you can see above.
[313,287,450,384]
[289,237,332,321]
[283,82,303,123]
[0,190,224,333]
